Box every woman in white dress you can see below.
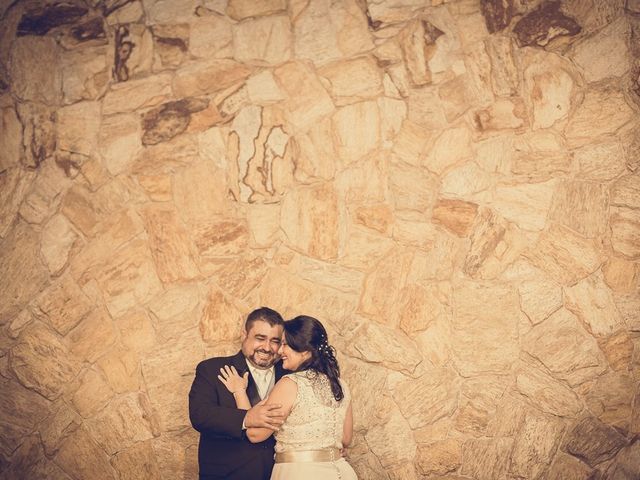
[218,315,357,479]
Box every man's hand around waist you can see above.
[244,399,285,430]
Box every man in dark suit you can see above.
[189,307,287,480]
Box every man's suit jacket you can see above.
[188,351,286,480]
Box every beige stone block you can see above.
[7,309,33,339]
[54,426,116,479]
[62,180,134,237]
[488,180,557,231]
[71,209,145,283]
[56,101,100,157]
[432,198,478,237]
[564,273,625,337]
[511,149,573,182]
[346,322,422,374]
[60,45,110,103]
[173,59,252,98]
[319,56,383,104]
[106,0,144,24]
[584,372,635,430]
[378,96,407,146]
[99,113,142,175]
[392,366,459,429]
[341,357,388,431]
[518,278,562,325]
[359,248,413,325]
[441,162,493,198]
[391,120,432,167]
[116,310,157,354]
[33,274,92,336]
[141,329,204,431]
[97,345,140,393]
[233,15,292,65]
[353,203,393,235]
[340,227,394,271]
[522,308,607,386]
[199,287,243,344]
[399,282,452,335]
[415,439,462,476]
[40,214,77,276]
[291,117,336,182]
[564,416,626,467]
[136,174,172,201]
[148,284,200,340]
[210,255,269,299]
[71,368,114,418]
[509,410,565,479]
[9,36,61,104]
[151,429,199,480]
[227,0,286,19]
[0,104,22,170]
[460,437,513,480]
[599,330,634,371]
[281,182,340,260]
[546,453,595,480]
[333,101,380,165]
[451,282,519,376]
[484,35,518,96]
[407,87,448,129]
[258,269,312,318]
[413,318,452,368]
[40,401,82,457]
[424,127,473,175]
[611,173,640,210]
[143,0,198,23]
[112,440,161,480]
[571,17,630,83]
[454,375,510,436]
[10,323,80,400]
[117,24,154,79]
[524,224,604,285]
[615,292,640,332]
[522,51,575,129]
[603,256,637,293]
[68,308,116,363]
[389,161,439,213]
[365,409,416,468]
[550,180,608,238]
[246,70,285,104]
[573,140,626,181]
[85,393,155,455]
[173,160,227,225]
[610,207,640,259]
[0,223,49,323]
[189,15,232,59]
[292,0,373,66]
[472,97,527,133]
[0,380,50,451]
[246,203,281,247]
[273,62,335,132]
[103,73,172,115]
[463,208,527,280]
[140,204,200,283]
[565,87,636,146]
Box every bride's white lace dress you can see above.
[270,371,357,480]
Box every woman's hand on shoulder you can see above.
[217,365,249,394]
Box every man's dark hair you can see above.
[245,307,284,331]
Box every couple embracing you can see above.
[188,307,357,479]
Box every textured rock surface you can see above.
[0,0,637,478]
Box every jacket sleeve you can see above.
[188,361,247,439]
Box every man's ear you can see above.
[241,328,247,341]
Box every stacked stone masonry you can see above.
[0,0,639,478]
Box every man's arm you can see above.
[189,361,286,439]
[188,362,247,439]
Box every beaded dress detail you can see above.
[274,370,350,453]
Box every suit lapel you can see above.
[231,351,261,406]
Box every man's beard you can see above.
[248,349,278,368]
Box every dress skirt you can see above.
[270,458,357,480]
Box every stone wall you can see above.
[1,0,639,478]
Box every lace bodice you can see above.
[274,371,351,453]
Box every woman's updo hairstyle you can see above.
[284,315,343,402]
